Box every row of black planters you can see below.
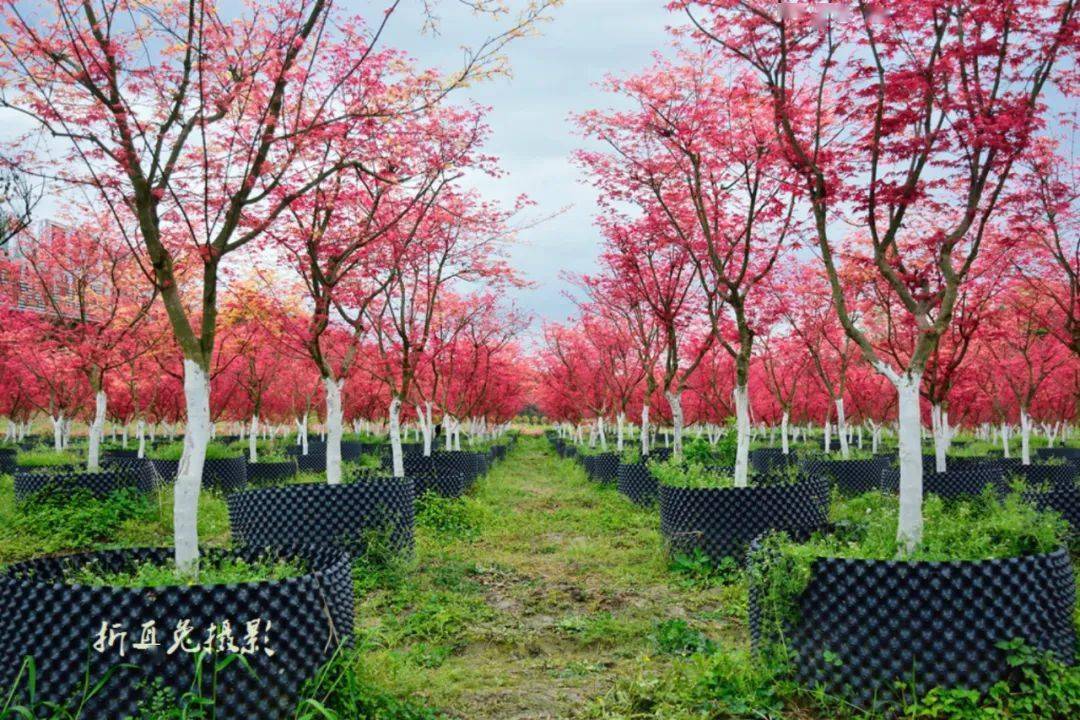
[548,436,1078,708]
[0,440,514,718]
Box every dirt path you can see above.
[354,436,743,719]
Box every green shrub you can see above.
[148,442,241,461]
[649,458,734,489]
[15,449,81,468]
[1,487,157,558]
[65,554,307,587]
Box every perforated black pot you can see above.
[0,448,16,476]
[582,452,619,483]
[659,477,828,564]
[1014,463,1079,489]
[246,460,299,485]
[879,465,1004,499]
[750,548,1076,708]
[1024,486,1080,530]
[227,479,414,556]
[13,458,160,500]
[149,457,248,492]
[1037,447,1080,465]
[749,448,794,475]
[0,546,353,720]
[645,447,673,462]
[802,457,890,495]
[432,451,483,488]
[616,463,657,506]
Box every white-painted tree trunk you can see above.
[780,410,790,455]
[893,371,924,554]
[823,419,831,454]
[389,396,404,478]
[422,402,434,457]
[87,390,107,471]
[616,412,625,453]
[444,414,454,451]
[175,360,211,574]
[641,404,650,457]
[249,415,259,463]
[930,403,948,473]
[324,378,344,485]
[857,423,863,449]
[597,417,607,450]
[733,384,751,488]
[835,398,849,459]
[1001,423,1011,459]
[665,390,684,460]
[51,414,64,452]
[1020,408,1032,466]
[136,419,146,459]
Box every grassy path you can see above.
[353,436,745,719]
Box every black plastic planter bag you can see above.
[0,546,353,720]
[228,479,415,556]
[659,477,828,564]
[149,457,248,492]
[802,457,891,495]
[582,452,619,483]
[750,548,1076,707]
[246,460,299,485]
[14,458,160,500]
[879,465,1005,499]
[617,463,658,506]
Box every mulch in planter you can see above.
[227,479,415,557]
[617,463,657,506]
[14,458,160,501]
[0,546,353,720]
[803,457,891,495]
[879,465,1005,499]
[246,459,299,485]
[750,548,1076,708]
[659,477,828,564]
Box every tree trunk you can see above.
[823,419,831,454]
[137,419,146,459]
[640,404,650,457]
[835,398,849,459]
[616,412,625,453]
[444,414,454,451]
[781,410,790,455]
[87,390,107,471]
[175,360,211,574]
[664,390,684,461]
[324,377,344,485]
[894,372,924,554]
[930,403,948,473]
[1020,408,1032,466]
[733,384,751,488]
[1001,422,1011,459]
[51,414,64,452]
[249,415,259,463]
[422,402,434,457]
[389,395,404,478]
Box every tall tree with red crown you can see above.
[675,0,1078,550]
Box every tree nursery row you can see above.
[0,1,1079,719]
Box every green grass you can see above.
[65,554,307,587]
[0,475,231,564]
[340,436,740,719]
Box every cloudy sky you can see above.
[365,0,679,329]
